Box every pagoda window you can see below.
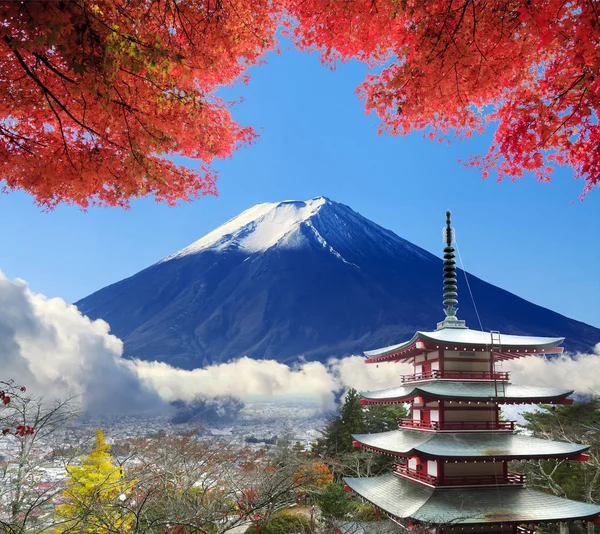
[431,360,440,372]
[413,408,421,421]
[430,409,440,423]
[415,364,423,374]
[408,457,419,471]
[427,460,438,477]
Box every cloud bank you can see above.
[505,343,600,396]
[1,271,598,415]
[0,271,163,415]
[132,355,411,411]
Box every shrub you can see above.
[245,511,310,534]
[352,503,377,521]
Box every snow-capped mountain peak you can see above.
[76,197,599,368]
[163,197,335,260]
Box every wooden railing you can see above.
[394,463,525,487]
[400,370,509,382]
[393,464,437,485]
[442,472,525,486]
[397,419,516,431]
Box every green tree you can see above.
[364,404,408,434]
[246,511,310,534]
[319,389,365,456]
[518,399,600,534]
[318,389,408,456]
[316,482,353,519]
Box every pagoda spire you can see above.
[438,211,466,329]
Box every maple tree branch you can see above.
[553,73,586,105]
[0,126,36,155]
[31,52,78,84]
[43,92,77,171]
[6,39,108,143]
[542,88,587,147]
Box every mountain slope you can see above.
[76,198,600,369]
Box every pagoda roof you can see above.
[360,381,572,404]
[352,430,589,459]
[344,474,600,524]
[364,327,564,363]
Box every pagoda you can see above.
[344,212,600,533]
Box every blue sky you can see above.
[1,41,599,329]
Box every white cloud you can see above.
[505,343,600,396]
[0,271,163,415]
[131,358,338,410]
[0,270,405,414]
[131,355,410,412]
[2,270,598,416]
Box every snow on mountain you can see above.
[75,197,600,369]
[163,196,433,265]
[164,197,331,258]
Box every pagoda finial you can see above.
[438,211,466,330]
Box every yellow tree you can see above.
[56,429,135,533]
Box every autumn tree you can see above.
[56,429,135,533]
[0,380,34,440]
[285,0,600,194]
[292,460,333,505]
[0,0,276,209]
[0,382,77,534]
[111,433,321,533]
[2,1,598,209]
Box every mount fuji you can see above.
[76,197,600,369]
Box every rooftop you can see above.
[352,430,589,459]
[344,475,600,524]
[364,327,564,363]
[360,381,572,404]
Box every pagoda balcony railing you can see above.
[441,472,526,486]
[394,464,525,487]
[393,464,437,486]
[400,370,509,383]
[397,419,516,431]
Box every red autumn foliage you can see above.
[1,381,35,437]
[285,0,600,194]
[1,0,598,207]
[0,0,275,209]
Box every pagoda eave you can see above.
[353,442,589,462]
[363,329,564,364]
[359,381,573,405]
[360,396,573,406]
[364,340,426,363]
[344,475,600,526]
[351,430,590,461]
